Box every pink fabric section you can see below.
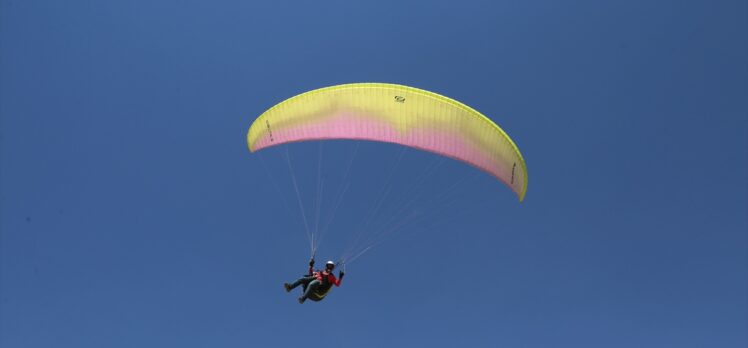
[253,112,514,193]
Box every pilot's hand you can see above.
[309,259,315,267]
[338,271,345,279]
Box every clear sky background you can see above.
[1,1,746,347]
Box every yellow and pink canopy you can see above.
[247,83,528,201]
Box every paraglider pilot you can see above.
[284,259,344,303]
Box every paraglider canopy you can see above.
[247,83,528,200]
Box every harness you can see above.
[302,271,334,301]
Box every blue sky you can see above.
[1,0,746,347]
